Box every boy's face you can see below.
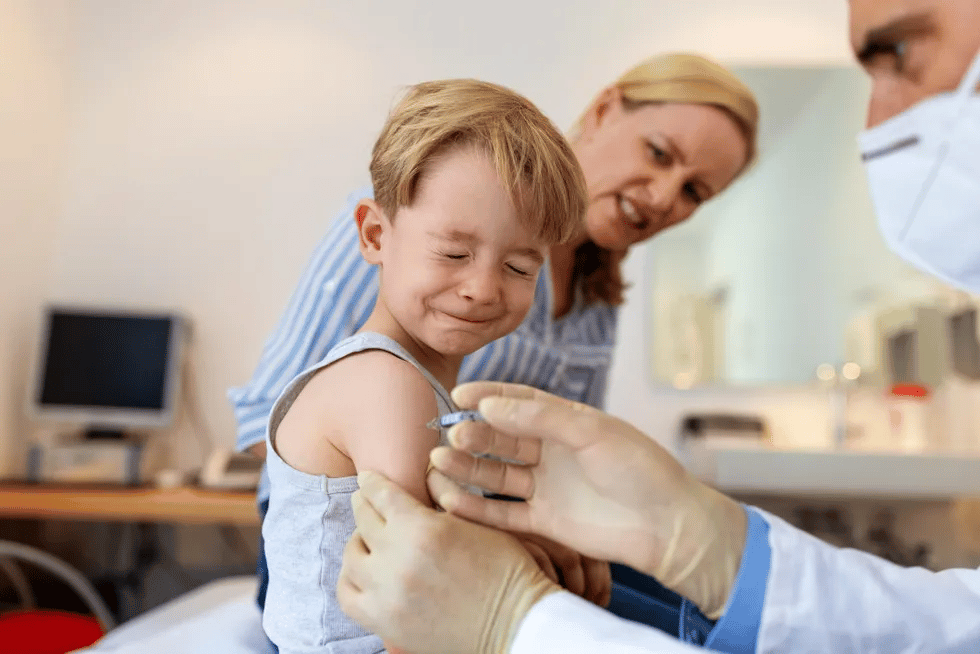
[363,145,549,359]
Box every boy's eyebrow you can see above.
[514,248,546,264]
[428,230,545,263]
[429,229,479,244]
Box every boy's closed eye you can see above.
[437,250,539,278]
[440,251,469,260]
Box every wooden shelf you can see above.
[0,483,259,525]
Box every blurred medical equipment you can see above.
[28,306,188,440]
[844,292,980,452]
[653,290,726,388]
[24,306,190,485]
[680,413,768,448]
[426,410,486,430]
[26,439,145,485]
[200,449,263,490]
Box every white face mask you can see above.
[859,48,980,293]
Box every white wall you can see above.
[0,0,69,476]
[7,0,857,471]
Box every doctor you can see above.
[337,0,980,652]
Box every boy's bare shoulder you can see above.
[301,350,439,436]
[305,349,435,406]
[313,350,442,502]
[275,350,438,477]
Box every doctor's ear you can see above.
[355,199,388,265]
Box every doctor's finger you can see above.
[519,539,559,584]
[526,536,585,598]
[452,381,571,409]
[338,531,369,593]
[476,394,606,451]
[350,489,386,543]
[448,420,541,464]
[542,545,585,597]
[428,469,533,533]
[583,558,612,608]
[335,575,363,623]
[429,447,534,499]
[356,471,427,524]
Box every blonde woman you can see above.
[229,53,759,642]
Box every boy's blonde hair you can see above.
[370,79,586,245]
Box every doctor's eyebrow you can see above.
[855,11,936,64]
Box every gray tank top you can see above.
[262,332,457,654]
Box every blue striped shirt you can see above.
[227,185,619,502]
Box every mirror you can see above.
[645,65,968,388]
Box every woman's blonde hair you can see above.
[576,53,760,306]
[370,79,587,246]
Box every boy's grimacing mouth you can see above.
[438,309,501,325]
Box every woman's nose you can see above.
[645,175,680,214]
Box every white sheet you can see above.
[80,576,273,654]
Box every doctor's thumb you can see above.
[356,470,425,519]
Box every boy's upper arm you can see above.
[339,352,441,507]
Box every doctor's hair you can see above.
[369,78,586,246]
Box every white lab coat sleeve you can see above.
[756,508,980,652]
[511,591,706,654]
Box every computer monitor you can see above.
[28,307,188,439]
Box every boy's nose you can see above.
[460,267,502,304]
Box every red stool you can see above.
[0,541,115,653]
[0,609,104,653]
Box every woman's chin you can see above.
[586,227,631,252]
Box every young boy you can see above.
[261,79,589,654]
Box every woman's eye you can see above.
[683,183,703,205]
[647,142,670,165]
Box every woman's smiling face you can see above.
[572,91,750,253]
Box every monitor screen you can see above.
[32,307,186,431]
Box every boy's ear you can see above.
[355,199,388,265]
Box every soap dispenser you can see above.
[817,362,861,449]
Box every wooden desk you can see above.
[0,483,259,526]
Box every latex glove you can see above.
[427,382,747,620]
[513,533,611,608]
[338,471,561,654]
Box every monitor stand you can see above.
[84,427,128,441]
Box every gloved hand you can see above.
[512,533,611,607]
[338,470,562,654]
[427,381,747,620]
